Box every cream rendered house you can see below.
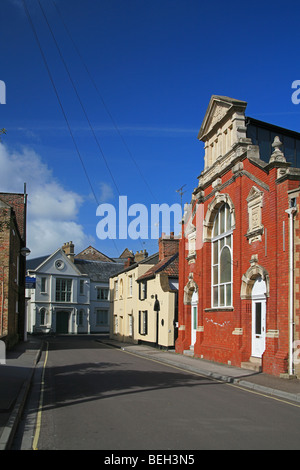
[109,251,159,343]
[110,234,179,348]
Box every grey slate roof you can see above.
[26,256,49,271]
[74,259,126,282]
[26,254,126,282]
[109,252,160,278]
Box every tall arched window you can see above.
[40,308,47,325]
[212,203,233,307]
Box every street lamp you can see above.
[21,247,31,257]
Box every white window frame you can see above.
[114,280,118,300]
[211,203,233,308]
[139,310,148,335]
[128,314,133,336]
[96,309,109,326]
[56,278,72,302]
[77,309,84,326]
[128,275,133,297]
[41,277,47,293]
[97,287,109,300]
[40,307,47,325]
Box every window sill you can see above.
[204,307,234,312]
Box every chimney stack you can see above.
[134,249,148,262]
[124,254,135,268]
[62,241,75,263]
[159,232,179,260]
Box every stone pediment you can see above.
[246,186,263,203]
[198,95,247,141]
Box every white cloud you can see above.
[0,143,92,258]
[98,182,114,203]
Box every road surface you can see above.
[13,335,300,451]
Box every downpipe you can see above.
[286,203,297,376]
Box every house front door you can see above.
[56,311,69,334]
[251,277,266,358]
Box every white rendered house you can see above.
[26,243,125,334]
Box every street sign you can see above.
[25,276,36,289]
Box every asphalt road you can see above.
[14,335,300,451]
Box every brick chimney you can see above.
[124,253,135,268]
[134,249,148,262]
[62,241,75,263]
[159,232,179,260]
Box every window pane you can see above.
[220,285,225,306]
[213,241,218,264]
[213,287,218,306]
[226,235,231,248]
[255,303,262,335]
[226,283,232,306]
[213,214,219,237]
[220,205,225,234]
[213,265,218,285]
[220,237,224,250]
[193,306,197,329]
[226,206,231,231]
[220,247,231,283]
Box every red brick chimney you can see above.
[124,255,134,268]
[159,232,179,260]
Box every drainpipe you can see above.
[286,202,297,376]
[1,267,4,337]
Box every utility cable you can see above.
[21,0,98,205]
[36,0,121,197]
[39,0,147,250]
[21,0,121,256]
[51,0,157,202]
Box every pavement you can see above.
[0,335,300,450]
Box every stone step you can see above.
[183,349,194,357]
[241,356,262,372]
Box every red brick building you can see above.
[176,96,300,376]
[0,191,28,347]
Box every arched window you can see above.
[212,203,233,307]
[40,308,47,325]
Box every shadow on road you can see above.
[39,335,221,414]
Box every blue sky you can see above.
[1,0,300,259]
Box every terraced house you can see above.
[110,234,179,348]
[176,95,300,377]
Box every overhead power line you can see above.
[36,0,121,197]
[21,0,122,255]
[21,0,98,205]
[51,0,157,203]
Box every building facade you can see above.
[109,234,179,348]
[26,242,125,334]
[0,192,28,348]
[109,251,159,343]
[176,95,300,376]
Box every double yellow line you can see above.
[32,340,300,450]
[32,341,49,451]
[121,348,300,409]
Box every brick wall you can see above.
[176,156,300,376]
[159,232,179,261]
[0,194,26,347]
[0,193,25,241]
